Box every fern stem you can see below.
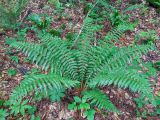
[71,0,99,48]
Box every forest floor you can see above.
[0,0,160,120]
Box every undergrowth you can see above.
[0,0,159,120]
[0,0,29,29]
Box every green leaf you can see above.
[21,104,32,116]
[30,115,41,120]
[83,89,118,112]
[84,109,95,120]
[0,109,8,120]
[134,98,143,108]
[156,109,160,115]
[28,106,37,115]
[74,96,81,103]
[9,73,79,101]
[155,99,160,106]
[142,110,147,118]
[78,103,90,110]
[28,14,41,25]
[82,96,87,103]
[49,29,61,37]
[7,68,17,76]
[49,89,65,102]
[68,102,77,110]
[10,98,32,116]
[0,100,5,106]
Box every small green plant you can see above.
[134,30,158,44]
[0,99,5,106]
[134,95,160,118]
[68,96,95,120]
[48,0,61,8]
[49,29,62,37]
[146,0,160,7]
[17,28,28,41]
[97,1,143,27]
[7,68,17,76]
[8,99,32,116]
[27,13,51,30]
[30,115,41,120]
[66,32,76,41]
[153,60,160,71]
[134,96,149,109]
[0,109,8,120]
[0,0,29,29]
[134,96,149,118]
[109,10,125,26]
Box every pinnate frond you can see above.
[83,89,118,112]
[10,73,79,101]
[10,38,78,79]
[89,68,153,100]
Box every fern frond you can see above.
[72,50,89,81]
[105,44,155,71]
[36,31,54,42]
[10,38,78,79]
[104,23,134,45]
[71,0,102,48]
[81,46,113,81]
[83,89,118,112]
[123,4,144,13]
[72,17,102,48]
[98,0,117,12]
[89,68,153,100]
[10,73,79,101]
[83,44,155,81]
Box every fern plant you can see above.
[7,1,156,119]
[0,0,29,29]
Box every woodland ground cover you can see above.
[0,0,160,120]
